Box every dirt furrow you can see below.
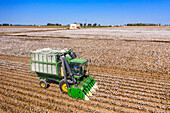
[0,94,54,113]
[0,73,167,112]
[95,78,167,94]
[0,75,116,113]
[0,70,168,103]
[97,80,167,95]
[1,58,169,86]
[0,101,25,113]
[0,65,168,95]
[91,95,169,113]
[98,89,167,104]
[92,73,170,86]
[94,75,169,89]
[0,83,97,113]
[0,68,169,106]
[95,93,169,111]
[0,72,168,108]
[0,66,167,96]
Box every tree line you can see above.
[1,23,170,26]
[126,23,161,26]
[47,23,62,26]
[0,23,102,27]
[0,23,37,26]
[46,22,102,27]
[74,22,100,27]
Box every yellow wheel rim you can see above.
[62,84,67,92]
[41,82,45,88]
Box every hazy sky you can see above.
[0,0,170,25]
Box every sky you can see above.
[0,0,170,25]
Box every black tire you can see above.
[39,80,48,88]
[59,79,68,93]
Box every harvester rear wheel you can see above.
[39,80,47,88]
[59,79,67,93]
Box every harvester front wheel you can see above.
[39,80,47,88]
[59,79,67,93]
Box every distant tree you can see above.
[80,23,83,26]
[109,25,112,27]
[98,24,100,26]
[3,23,9,26]
[93,23,97,27]
[84,23,86,26]
[0,24,1,26]
[127,23,158,26]
[10,24,12,26]
[88,23,91,26]
[159,23,161,26]
[47,23,53,26]
[74,22,77,24]
[56,23,59,26]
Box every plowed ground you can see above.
[0,54,169,113]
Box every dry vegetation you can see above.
[0,27,169,112]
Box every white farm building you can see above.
[70,24,81,29]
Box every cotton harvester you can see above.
[30,48,98,100]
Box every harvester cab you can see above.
[30,48,98,100]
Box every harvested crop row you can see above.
[0,60,31,72]
[0,67,167,98]
[95,77,167,94]
[0,87,83,113]
[1,69,168,109]
[0,69,157,113]
[0,100,26,113]
[0,57,169,86]
[0,70,169,112]
[0,65,167,101]
[0,67,166,98]
[98,83,166,96]
[1,71,168,109]
[0,57,169,113]
[0,54,30,64]
[1,54,169,83]
[95,92,169,111]
[0,65,169,104]
[0,94,54,113]
[0,70,141,112]
[94,75,169,89]
[0,78,109,113]
[96,80,169,99]
[0,73,121,112]
[98,89,167,104]
[0,77,140,113]
[2,58,169,88]
[92,73,170,86]
[0,62,169,103]
[91,95,169,113]
[1,60,168,92]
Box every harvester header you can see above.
[30,48,98,100]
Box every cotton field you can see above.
[0,26,169,112]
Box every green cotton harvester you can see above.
[30,48,98,100]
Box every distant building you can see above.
[70,24,80,29]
